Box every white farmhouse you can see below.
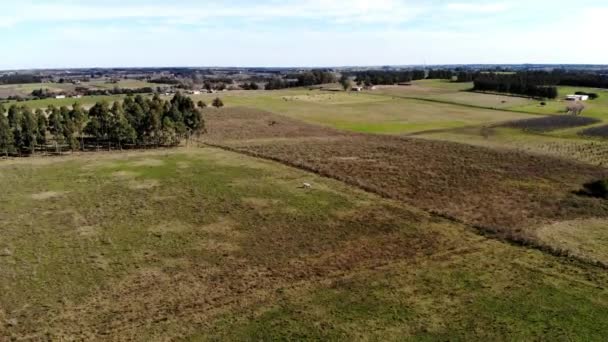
[566,94,589,101]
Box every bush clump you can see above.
[582,179,608,199]
[575,91,599,100]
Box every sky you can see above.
[1,0,607,69]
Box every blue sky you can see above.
[1,0,607,69]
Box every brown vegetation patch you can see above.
[149,221,191,234]
[111,170,139,179]
[202,107,348,143]
[128,179,160,190]
[77,225,100,237]
[202,109,608,254]
[45,203,443,340]
[201,218,241,238]
[176,161,191,169]
[242,197,281,209]
[130,158,165,167]
[30,191,68,200]
[536,218,608,265]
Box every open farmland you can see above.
[509,86,608,119]
[416,126,608,167]
[192,89,539,135]
[3,76,608,340]
[2,148,608,340]
[203,108,608,266]
[372,81,536,110]
[0,83,77,98]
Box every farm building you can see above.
[566,94,589,101]
[55,95,66,99]
[352,86,363,92]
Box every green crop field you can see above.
[192,89,538,134]
[2,148,607,340]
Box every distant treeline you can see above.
[550,70,608,88]
[28,87,158,100]
[345,70,477,85]
[427,69,453,79]
[0,93,205,156]
[472,70,608,98]
[266,70,336,90]
[351,70,426,85]
[473,73,558,99]
[77,87,156,97]
[149,77,181,85]
[0,74,43,85]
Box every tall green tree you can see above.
[47,106,64,153]
[86,101,112,148]
[110,102,136,149]
[21,107,38,154]
[7,105,24,155]
[35,109,48,146]
[69,103,88,150]
[0,108,13,157]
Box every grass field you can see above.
[2,148,608,340]
[193,90,539,134]
[0,83,77,98]
[0,80,168,106]
[3,79,608,339]
[203,108,608,264]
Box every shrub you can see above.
[575,91,599,100]
[212,98,224,108]
[582,179,608,199]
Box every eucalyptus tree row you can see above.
[0,93,206,156]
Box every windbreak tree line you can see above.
[473,73,559,99]
[0,74,43,85]
[427,69,454,79]
[351,70,426,85]
[551,70,608,88]
[0,93,206,156]
[265,70,337,90]
[29,87,157,100]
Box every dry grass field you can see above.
[2,147,608,340]
[203,108,608,266]
[3,81,608,340]
[192,89,538,135]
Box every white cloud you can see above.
[446,2,509,13]
[1,0,426,26]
